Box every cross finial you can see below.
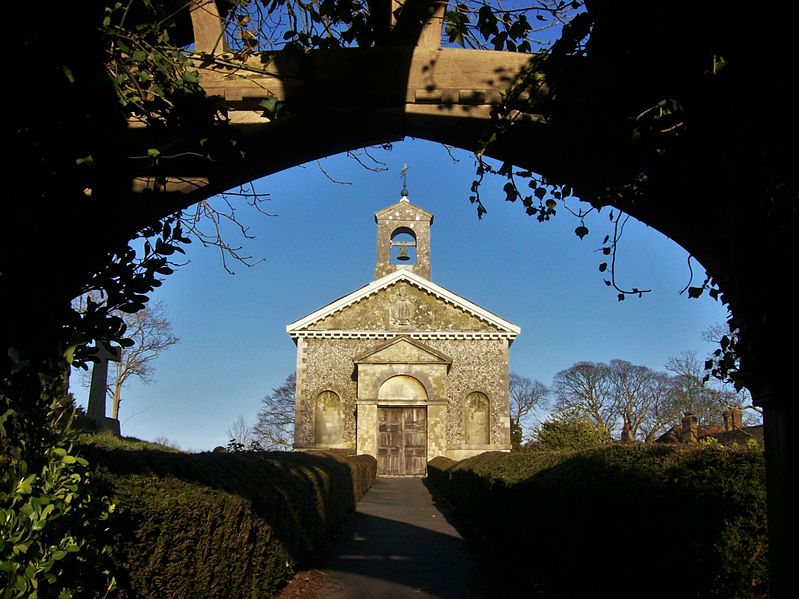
[400,163,409,201]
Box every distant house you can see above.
[655,407,763,446]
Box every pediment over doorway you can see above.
[353,336,452,368]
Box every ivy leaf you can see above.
[687,286,704,298]
[617,293,625,302]
[75,155,94,166]
[575,225,589,239]
[599,262,608,272]
[182,70,200,84]
[503,181,517,202]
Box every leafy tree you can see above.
[530,407,613,451]
[509,373,549,449]
[252,374,296,450]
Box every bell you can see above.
[397,246,410,261]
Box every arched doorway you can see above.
[377,375,428,476]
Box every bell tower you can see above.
[374,185,433,281]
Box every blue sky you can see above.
[72,139,729,451]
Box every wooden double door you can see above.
[377,407,427,476]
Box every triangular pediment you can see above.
[354,336,452,365]
[374,200,433,223]
[286,270,520,338]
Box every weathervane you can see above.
[400,163,409,200]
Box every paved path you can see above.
[315,478,491,599]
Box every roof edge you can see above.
[286,270,521,335]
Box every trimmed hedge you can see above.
[80,446,376,598]
[428,446,767,598]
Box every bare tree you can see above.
[666,352,740,425]
[607,359,653,439]
[638,371,680,443]
[252,373,296,450]
[552,362,614,432]
[701,322,731,346]
[227,414,254,449]
[667,351,760,424]
[606,359,686,442]
[109,301,179,420]
[509,373,549,448]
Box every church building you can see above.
[286,187,520,475]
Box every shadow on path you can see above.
[311,477,493,599]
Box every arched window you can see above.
[390,228,417,265]
[314,390,341,444]
[464,392,490,444]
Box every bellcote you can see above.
[374,192,434,280]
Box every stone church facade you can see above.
[287,191,520,475]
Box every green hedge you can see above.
[428,446,767,598]
[80,446,376,598]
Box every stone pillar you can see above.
[356,402,378,457]
[427,402,448,459]
[87,343,121,435]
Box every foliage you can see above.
[1,397,116,598]
[252,373,296,450]
[221,0,578,54]
[443,1,582,52]
[428,445,768,598]
[529,406,612,450]
[77,428,183,453]
[66,216,189,371]
[77,445,376,598]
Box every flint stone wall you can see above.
[294,336,511,457]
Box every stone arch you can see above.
[391,227,417,265]
[17,5,787,588]
[464,391,490,445]
[377,375,428,402]
[314,389,342,444]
